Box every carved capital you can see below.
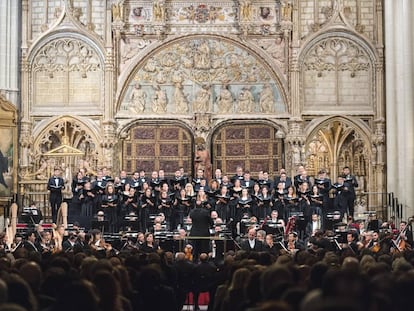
[193,113,212,137]
[101,121,117,149]
[19,121,33,148]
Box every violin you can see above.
[184,244,193,261]
[285,216,296,235]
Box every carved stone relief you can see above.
[119,38,285,115]
[251,36,286,74]
[32,38,102,107]
[302,37,372,109]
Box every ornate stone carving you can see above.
[129,83,147,113]
[151,85,168,113]
[174,83,189,113]
[240,1,253,22]
[304,38,370,77]
[215,84,234,114]
[120,38,285,115]
[33,38,101,77]
[303,37,372,108]
[193,113,211,139]
[120,38,151,65]
[252,36,286,70]
[19,118,100,181]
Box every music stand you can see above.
[263,223,284,239]
[90,220,109,234]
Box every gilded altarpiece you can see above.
[0,95,18,201]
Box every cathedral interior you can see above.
[0,0,413,223]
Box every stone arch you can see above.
[299,31,377,113]
[116,35,288,116]
[304,116,372,191]
[23,116,101,181]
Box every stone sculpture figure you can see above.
[216,84,234,113]
[152,85,168,113]
[237,86,255,113]
[129,83,146,113]
[259,84,274,112]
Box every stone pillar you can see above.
[385,0,414,218]
[0,0,20,103]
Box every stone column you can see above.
[385,0,414,218]
[0,0,20,103]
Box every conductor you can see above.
[189,205,213,261]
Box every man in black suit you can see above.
[47,167,65,223]
[23,230,41,253]
[192,253,217,311]
[240,227,264,252]
[341,166,358,218]
[189,205,213,261]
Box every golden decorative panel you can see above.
[122,124,193,176]
[212,123,283,176]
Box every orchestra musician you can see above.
[305,213,322,240]
[240,227,264,252]
[140,232,160,253]
[23,230,42,253]
[342,231,362,255]
[0,232,10,253]
[268,209,286,231]
[263,233,279,256]
[39,230,55,254]
[284,231,304,254]
[394,221,413,251]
